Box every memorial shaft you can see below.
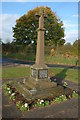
[31,12,48,80]
[36,15,45,67]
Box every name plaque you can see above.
[31,69,36,78]
[38,69,48,79]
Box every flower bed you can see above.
[2,82,79,112]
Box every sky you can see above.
[0,1,79,44]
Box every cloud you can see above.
[63,20,78,44]
[64,30,78,44]
[72,14,78,17]
[0,14,20,43]
[63,20,78,29]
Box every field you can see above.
[45,55,79,66]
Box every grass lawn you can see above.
[2,66,78,83]
[2,66,30,79]
[50,68,78,83]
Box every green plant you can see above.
[10,93,16,100]
[55,97,61,103]
[8,81,13,85]
[5,86,11,95]
[16,101,29,111]
[20,105,27,112]
[20,103,29,112]
[3,83,12,95]
[58,95,63,102]
[72,91,78,98]
[61,95,67,101]
[35,99,45,107]
[63,82,68,88]
[54,95,67,103]
[2,84,7,90]
[44,101,49,106]
[16,101,22,107]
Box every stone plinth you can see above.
[16,77,56,98]
[31,64,49,81]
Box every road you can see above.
[2,58,80,70]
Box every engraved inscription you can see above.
[31,69,36,78]
[39,69,48,79]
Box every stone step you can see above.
[25,78,56,90]
[13,83,32,99]
[31,86,64,99]
[25,82,35,90]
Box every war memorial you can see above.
[2,7,79,118]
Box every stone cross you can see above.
[36,7,45,67]
[31,7,48,81]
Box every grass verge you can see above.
[2,66,30,79]
[2,66,78,83]
[50,68,78,83]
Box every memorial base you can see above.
[6,77,70,101]
[31,64,49,81]
[11,64,56,99]
[16,77,56,99]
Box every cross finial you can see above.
[36,6,47,18]
[39,6,44,16]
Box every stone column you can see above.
[31,13,49,81]
[36,15,45,67]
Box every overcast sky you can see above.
[0,1,79,44]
